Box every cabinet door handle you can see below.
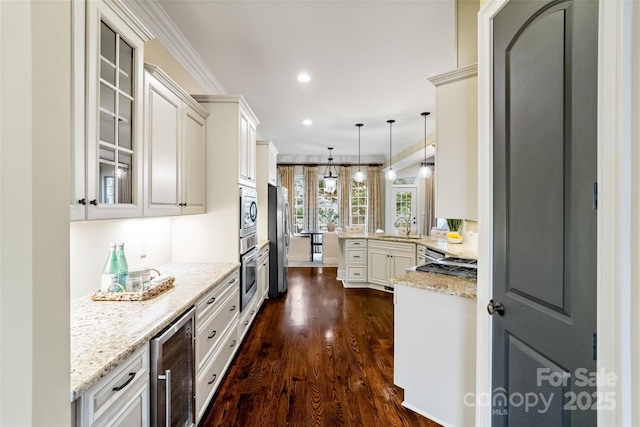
[206,297,216,305]
[78,198,86,205]
[208,330,217,339]
[230,340,237,348]
[230,305,236,312]
[207,373,217,385]
[112,372,135,391]
[89,199,97,206]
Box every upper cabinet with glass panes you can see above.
[74,0,152,220]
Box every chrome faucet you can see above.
[394,216,411,237]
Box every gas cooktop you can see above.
[415,257,478,279]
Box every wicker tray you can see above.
[91,276,175,301]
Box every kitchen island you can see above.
[391,269,477,427]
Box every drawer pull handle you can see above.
[230,340,237,348]
[354,273,361,276]
[208,330,217,339]
[230,305,236,312]
[250,310,255,315]
[113,372,136,392]
[207,374,217,385]
[353,256,361,258]
[206,297,216,305]
[244,320,249,326]
[230,278,238,284]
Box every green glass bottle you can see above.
[116,242,129,288]
[101,243,119,292]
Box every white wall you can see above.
[0,0,71,424]
[70,218,173,300]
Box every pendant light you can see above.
[385,119,397,181]
[323,147,339,193]
[418,112,433,178]
[354,123,366,182]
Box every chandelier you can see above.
[323,147,339,193]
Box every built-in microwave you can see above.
[239,187,258,254]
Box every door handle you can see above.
[487,299,505,316]
[158,369,171,425]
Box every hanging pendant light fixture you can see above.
[323,147,339,193]
[354,123,366,182]
[385,120,397,181]
[418,112,433,178]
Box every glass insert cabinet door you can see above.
[98,20,134,205]
[83,0,150,220]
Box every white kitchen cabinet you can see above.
[195,270,240,423]
[238,291,259,341]
[257,244,270,305]
[75,344,149,427]
[195,96,259,189]
[394,284,476,426]
[143,64,208,217]
[428,63,478,221]
[256,141,279,240]
[367,240,415,290]
[71,0,152,221]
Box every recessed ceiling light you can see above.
[303,119,313,126]
[297,73,311,83]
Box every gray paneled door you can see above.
[492,0,598,425]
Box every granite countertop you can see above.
[258,239,269,250]
[70,261,239,401]
[336,232,477,259]
[391,271,477,300]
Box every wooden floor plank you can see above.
[200,267,441,427]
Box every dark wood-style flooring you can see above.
[200,267,441,427]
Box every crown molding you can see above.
[124,0,226,95]
[105,0,154,42]
[428,62,478,86]
[144,63,209,118]
[193,95,260,125]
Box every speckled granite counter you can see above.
[70,261,239,401]
[390,270,477,300]
[336,232,477,259]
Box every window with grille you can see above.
[350,178,368,228]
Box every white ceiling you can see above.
[155,0,457,164]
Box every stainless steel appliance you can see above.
[239,186,258,311]
[425,247,446,262]
[241,246,258,310]
[150,306,196,427]
[239,187,258,254]
[415,257,478,279]
[268,184,290,298]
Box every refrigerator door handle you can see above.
[158,369,171,425]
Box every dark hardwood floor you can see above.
[200,267,441,427]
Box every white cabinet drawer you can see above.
[238,295,259,340]
[347,267,367,282]
[85,345,149,425]
[417,245,426,255]
[196,324,239,421]
[347,249,366,263]
[196,285,240,368]
[417,256,426,265]
[196,270,239,321]
[346,239,367,248]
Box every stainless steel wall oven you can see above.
[239,186,258,311]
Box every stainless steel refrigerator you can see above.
[268,184,289,297]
